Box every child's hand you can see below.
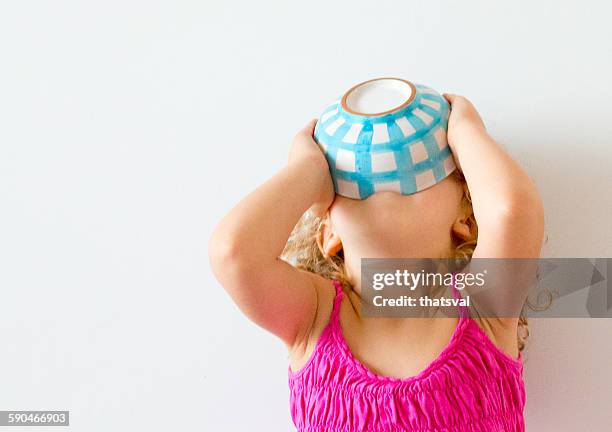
[288,119,335,217]
[443,94,487,155]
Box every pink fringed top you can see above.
[288,279,525,431]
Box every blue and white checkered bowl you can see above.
[314,77,456,200]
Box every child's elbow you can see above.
[496,183,545,235]
[208,228,247,285]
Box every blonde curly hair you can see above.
[281,170,529,352]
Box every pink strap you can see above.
[330,279,344,323]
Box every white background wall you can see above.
[1,1,611,431]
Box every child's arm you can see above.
[208,120,335,349]
[444,94,544,321]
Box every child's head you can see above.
[283,170,477,281]
[325,171,475,263]
[282,170,529,351]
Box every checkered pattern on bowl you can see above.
[314,83,456,200]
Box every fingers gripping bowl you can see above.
[314,78,456,200]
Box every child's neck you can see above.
[342,243,452,296]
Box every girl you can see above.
[209,94,544,431]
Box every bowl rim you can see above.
[341,77,417,117]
